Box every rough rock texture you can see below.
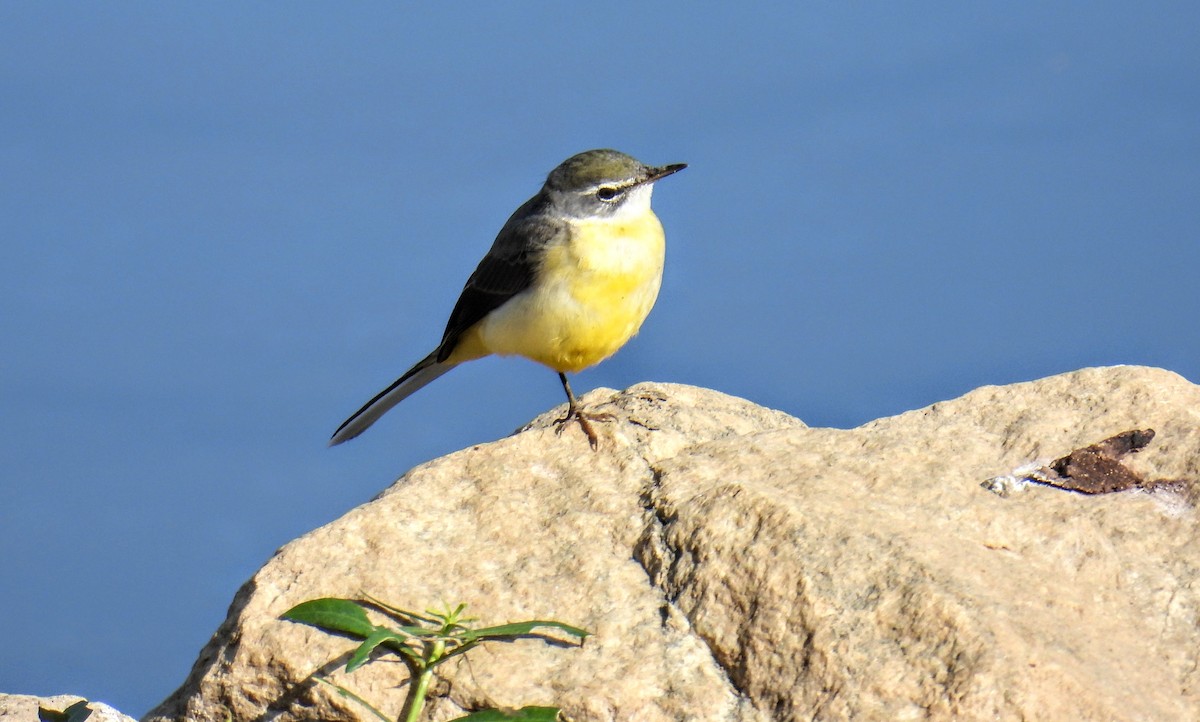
[145,366,1200,722]
[0,694,137,722]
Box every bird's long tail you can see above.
[329,349,454,445]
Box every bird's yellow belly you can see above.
[468,213,665,373]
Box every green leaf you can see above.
[362,593,434,625]
[433,638,482,665]
[313,676,393,722]
[450,707,561,722]
[282,598,376,638]
[347,628,417,672]
[38,701,93,722]
[463,620,589,643]
[445,602,470,624]
[389,623,445,638]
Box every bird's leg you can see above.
[554,372,614,450]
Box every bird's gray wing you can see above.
[436,198,566,362]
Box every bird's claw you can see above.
[554,408,616,450]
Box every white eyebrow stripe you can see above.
[587,179,639,194]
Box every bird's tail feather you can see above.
[329,350,454,446]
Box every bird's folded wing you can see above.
[435,211,566,361]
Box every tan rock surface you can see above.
[145,366,1200,721]
[0,694,137,722]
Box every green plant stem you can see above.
[403,639,446,722]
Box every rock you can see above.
[0,694,137,722]
[144,366,1200,721]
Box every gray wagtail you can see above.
[330,149,686,448]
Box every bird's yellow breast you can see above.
[466,209,666,373]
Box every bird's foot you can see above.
[554,407,616,450]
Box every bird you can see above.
[330,148,686,449]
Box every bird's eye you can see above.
[597,186,621,202]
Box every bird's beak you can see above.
[640,162,687,186]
